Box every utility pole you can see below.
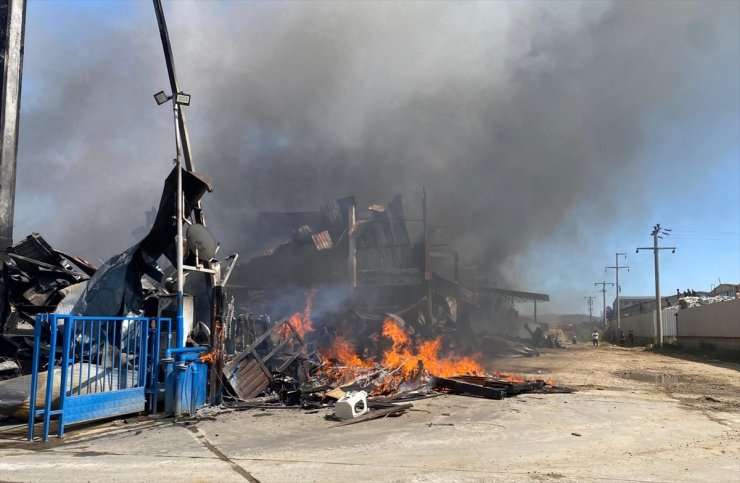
[594,281,614,329]
[348,202,357,288]
[584,296,595,324]
[606,253,629,332]
[0,0,26,251]
[422,187,433,325]
[637,224,675,347]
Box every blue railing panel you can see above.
[63,389,146,425]
[28,314,173,441]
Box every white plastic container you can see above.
[334,390,369,420]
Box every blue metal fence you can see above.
[28,314,172,441]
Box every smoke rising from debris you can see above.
[14,2,739,295]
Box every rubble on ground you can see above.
[211,301,572,422]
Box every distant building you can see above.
[711,283,739,298]
[611,296,654,314]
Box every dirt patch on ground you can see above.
[488,342,740,413]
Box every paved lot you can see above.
[1,344,738,482]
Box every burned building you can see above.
[230,193,545,354]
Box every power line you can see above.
[668,230,739,234]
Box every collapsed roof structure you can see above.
[237,193,547,336]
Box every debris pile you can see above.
[216,298,572,422]
[0,233,96,372]
[0,168,214,372]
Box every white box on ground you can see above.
[334,390,369,420]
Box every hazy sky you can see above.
[13,0,739,315]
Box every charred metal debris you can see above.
[1,191,572,424]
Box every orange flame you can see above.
[379,319,483,377]
[416,338,483,378]
[278,289,316,339]
[199,351,217,363]
[320,336,373,369]
[492,371,526,383]
[320,318,484,382]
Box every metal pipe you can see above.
[27,314,43,441]
[42,315,58,441]
[348,203,357,288]
[165,346,207,357]
[174,100,185,350]
[220,254,239,287]
[152,0,196,174]
[57,316,73,437]
[423,187,433,324]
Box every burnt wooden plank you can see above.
[224,316,289,374]
[223,317,309,400]
[432,376,506,400]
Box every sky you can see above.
[11,0,740,316]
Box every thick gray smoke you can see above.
[14,1,739,300]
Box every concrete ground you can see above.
[1,343,738,482]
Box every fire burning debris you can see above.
[277,288,316,340]
[318,318,485,395]
[271,291,485,381]
[219,290,573,421]
[208,189,572,422]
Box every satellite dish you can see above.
[186,223,218,260]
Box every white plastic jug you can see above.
[334,390,369,420]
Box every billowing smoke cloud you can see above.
[14,2,739,301]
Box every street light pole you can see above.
[637,224,675,347]
[155,88,190,348]
[606,253,629,333]
[173,99,185,348]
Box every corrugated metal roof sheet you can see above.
[312,230,333,251]
[320,196,355,228]
[292,225,313,243]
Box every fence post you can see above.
[57,317,73,437]
[27,314,44,441]
[42,314,58,441]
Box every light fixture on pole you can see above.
[175,92,191,106]
[154,90,191,107]
[154,89,192,348]
[153,90,170,106]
